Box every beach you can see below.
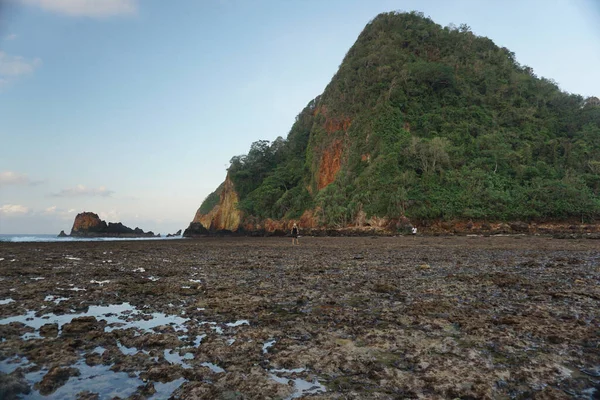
[1,236,599,399]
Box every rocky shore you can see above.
[184,217,600,238]
[1,236,599,399]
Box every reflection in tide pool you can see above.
[153,378,187,399]
[164,349,194,369]
[0,303,190,333]
[269,372,327,399]
[225,319,249,327]
[201,362,225,373]
[0,301,326,399]
[263,339,276,353]
[23,361,144,400]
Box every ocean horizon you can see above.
[0,234,184,243]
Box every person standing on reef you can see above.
[291,223,300,245]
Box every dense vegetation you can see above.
[198,182,224,215]
[201,11,600,227]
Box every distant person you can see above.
[412,227,417,235]
[291,223,300,245]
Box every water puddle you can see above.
[31,362,143,399]
[0,298,15,305]
[273,368,306,374]
[194,334,206,346]
[90,280,110,285]
[44,295,68,304]
[117,341,139,355]
[153,377,187,399]
[201,362,225,373]
[269,371,326,399]
[0,357,153,400]
[22,332,42,340]
[164,350,193,369]
[225,320,249,327]
[0,303,326,398]
[0,302,189,334]
[62,287,86,292]
[200,321,224,334]
[0,355,29,374]
[263,339,276,354]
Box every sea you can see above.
[0,234,184,242]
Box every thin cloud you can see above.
[0,52,41,76]
[18,0,138,18]
[43,205,76,219]
[5,34,17,41]
[0,170,37,186]
[0,204,30,215]
[99,210,120,222]
[0,52,41,88]
[52,184,114,197]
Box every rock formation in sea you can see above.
[166,229,182,237]
[62,212,157,238]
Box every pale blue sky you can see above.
[1,0,599,234]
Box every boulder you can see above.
[509,221,529,233]
[183,222,209,237]
[57,230,68,238]
[34,366,80,395]
[75,391,100,400]
[0,370,30,399]
[39,323,59,338]
[62,316,103,336]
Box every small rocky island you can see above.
[166,229,182,237]
[59,212,158,238]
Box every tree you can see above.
[408,137,450,175]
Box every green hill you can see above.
[198,11,600,231]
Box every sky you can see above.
[0,0,599,235]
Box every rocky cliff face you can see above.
[67,212,156,237]
[70,212,107,236]
[184,175,241,236]
[316,139,344,190]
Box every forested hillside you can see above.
[200,11,600,229]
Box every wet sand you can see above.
[1,236,599,399]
